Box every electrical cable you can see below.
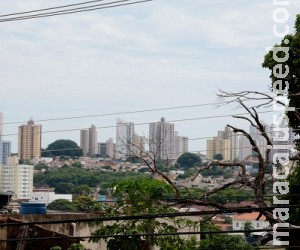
[0,0,153,23]
[0,205,297,227]
[1,110,274,137]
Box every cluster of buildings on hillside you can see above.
[0,111,297,166]
[80,117,189,160]
[206,123,296,161]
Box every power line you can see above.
[0,205,297,227]
[0,102,236,126]
[1,110,274,137]
[0,228,298,242]
[0,0,153,23]
[0,0,110,17]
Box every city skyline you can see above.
[1,1,299,155]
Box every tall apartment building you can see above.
[0,141,11,165]
[224,126,238,161]
[238,135,252,161]
[149,117,176,160]
[206,137,230,161]
[116,119,134,159]
[206,126,234,161]
[18,119,42,161]
[80,125,98,156]
[132,134,146,158]
[97,138,116,158]
[249,124,270,160]
[175,132,189,158]
[80,129,89,156]
[0,156,33,199]
[89,125,97,155]
[106,138,116,159]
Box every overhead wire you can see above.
[1,110,274,137]
[0,0,153,23]
[0,205,297,227]
[0,0,113,17]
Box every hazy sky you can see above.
[0,0,299,153]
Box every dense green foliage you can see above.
[34,166,144,190]
[199,220,253,250]
[287,162,300,225]
[74,196,99,211]
[90,178,198,250]
[47,199,76,211]
[263,14,300,226]
[176,152,202,169]
[42,139,83,157]
[262,14,300,136]
[213,153,223,161]
[34,163,49,170]
[209,189,253,204]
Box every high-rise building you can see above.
[149,117,176,160]
[224,126,238,161]
[0,141,11,165]
[80,125,98,156]
[0,156,33,199]
[18,119,42,161]
[206,126,233,161]
[98,143,107,156]
[116,119,134,159]
[133,134,146,157]
[89,125,97,155]
[175,132,188,158]
[80,129,89,156]
[106,138,116,159]
[238,135,252,161]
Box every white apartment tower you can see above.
[149,117,176,160]
[224,126,238,161]
[133,134,146,158]
[80,124,98,156]
[116,119,134,159]
[80,129,89,156]
[175,132,189,158]
[89,125,98,155]
[0,156,33,199]
[106,138,116,159]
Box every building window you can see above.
[236,222,239,228]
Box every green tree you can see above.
[43,139,83,157]
[90,178,199,250]
[47,199,76,211]
[55,182,75,194]
[50,247,62,250]
[199,220,253,250]
[74,196,97,212]
[67,243,85,250]
[262,14,300,136]
[176,153,201,169]
[263,14,300,228]
[34,163,49,171]
[243,221,254,238]
[213,154,223,161]
[73,184,93,196]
